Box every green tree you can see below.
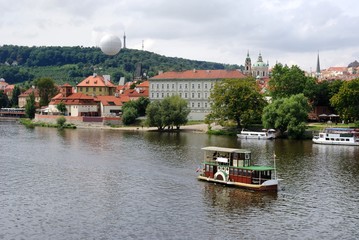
[136,97,150,116]
[145,95,190,130]
[269,63,315,100]
[56,116,66,128]
[146,101,164,130]
[35,77,58,107]
[206,78,266,128]
[330,78,359,122]
[10,85,21,107]
[0,90,10,108]
[262,94,311,139]
[122,107,138,125]
[25,92,36,119]
[56,102,66,115]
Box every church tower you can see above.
[244,51,252,75]
[316,52,321,78]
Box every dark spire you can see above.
[123,32,126,49]
[316,51,321,75]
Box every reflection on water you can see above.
[1,121,359,239]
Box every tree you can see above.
[122,107,138,125]
[10,85,21,107]
[25,92,36,119]
[145,95,190,130]
[146,100,164,130]
[35,77,58,107]
[262,94,311,139]
[0,90,10,108]
[56,116,66,128]
[206,78,266,128]
[269,63,315,100]
[330,78,359,122]
[56,102,66,115]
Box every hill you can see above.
[0,45,241,86]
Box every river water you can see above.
[1,120,358,240]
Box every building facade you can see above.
[149,69,246,120]
[76,74,117,96]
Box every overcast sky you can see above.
[1,0,358,72]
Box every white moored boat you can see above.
[312,128,359,146]
[237,129,278,140]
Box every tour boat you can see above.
[237,129,278,140]
[197,146,280,191]
[312,127,359,146]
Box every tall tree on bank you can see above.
[0,90,10,108]
[206,78,266,128]
[262,94,311,139]
[11,85,21,107]
[35,77,58,107]
[25,92,36,119]
[330,78,359,122]
[269,63,316,100]
[145,95,190,130]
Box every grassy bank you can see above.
[20,118,77,129]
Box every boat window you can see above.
[206,165,209,172]
[229,168,233,175]
[234,168,238,175]
[238,169,242,176]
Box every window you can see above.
[192,84,195,89]
[156,84,159,89]
[167,84,169,89]
[161,84,164,89]
[86,87,89,92]
[179,84,182,89]
[180,93,182,98]
[185,84,188,89]
[198,83,201,89]
[205,83,208,89]
[198,93,201,98]
[161,93,164,98]
[205,102,208,108]
[191,102,194,107]
[156,93,159,98]
[198,102,201,107]
[204,93,208,98]
[185,93,188,98]
[172,84,175,89]
[151,93,154,98]
[192,93,195,98]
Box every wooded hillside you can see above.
[0,45,241,85]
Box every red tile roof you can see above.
[19,88,39,97]
[95,95,124,106]
[122,89,149,98]
[137,81,149,88]
[77,75,116,88]
[151,69,246,79]
[49,92,97,106]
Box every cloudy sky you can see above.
[1,0,358,71]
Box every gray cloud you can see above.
[0,0,358,70]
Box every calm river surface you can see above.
[1,120,359,240]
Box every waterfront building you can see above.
[18,87,40,108]
[76,74,117,96]
[149,69,246,120]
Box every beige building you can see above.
[149,69,246,120]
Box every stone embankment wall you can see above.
[34,114,121,127]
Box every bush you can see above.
[56,116,67,128]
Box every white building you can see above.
[149,69,246,120]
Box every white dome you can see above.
[99,34,122,56]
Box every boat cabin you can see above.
[200,146,274,185]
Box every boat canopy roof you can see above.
[241,166,275,171]
[201,146,251,154]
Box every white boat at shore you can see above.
[312,128,359,146]
[237,129,278,140]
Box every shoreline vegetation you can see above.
[6,117,357,138]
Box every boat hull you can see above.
[197,175,278,192]
[313,138,359,146]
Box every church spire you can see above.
[316,51,321,77]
